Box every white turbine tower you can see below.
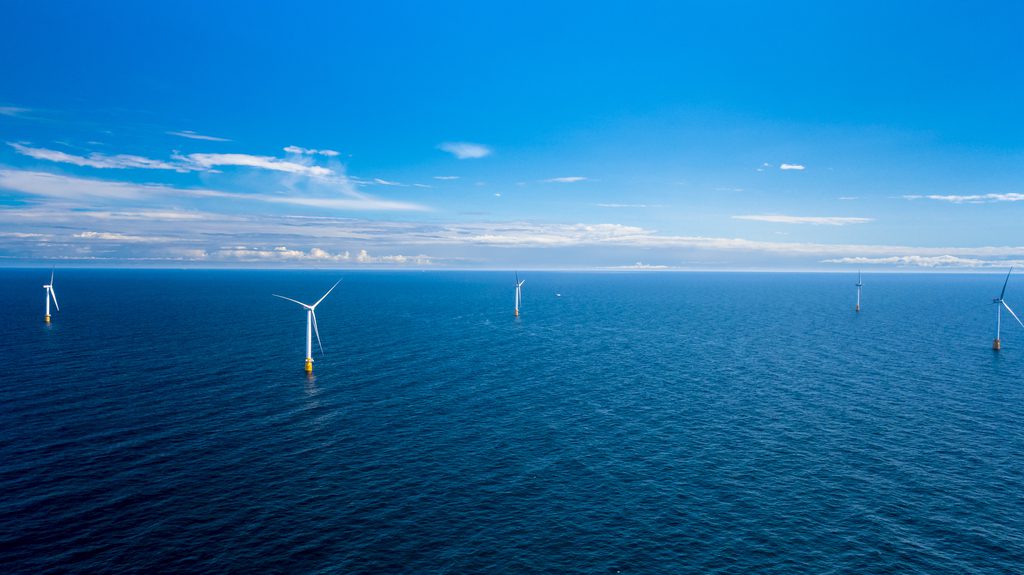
[992,267,1023,351]
[273,279,341,373]
[514,272,525,317]
[43,270,59,323]
[855,270,863,313]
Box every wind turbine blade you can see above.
[50,269,54,286]
[1002,301,1024,328]
[272,294,311,308]
[515,271,519,284]
[49,287,59,311]
[311,310,325,355]
[311,279,342,309]
[1000,267,1013,300]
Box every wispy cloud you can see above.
[9,142,197,172]
[433,175,460,180]
[544,176,587,183]
[780,163,805,171]
[211,246,432,265]
[605,261,670,270]
[838,196,859,201]
[732,214,873,226]
[438,142,492,159]
[0,106,31,117]
[904,193,1024,204]
[74,231,178,242]
[822,255,1024,268]
[283,145,340,157]
[0,169,429,211]
[166,130,231,142]
[373,178,403,186]
[179,153,333,177]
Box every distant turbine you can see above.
[514,272,525,317]
[273,279,341,373]
[855,270,863,313]
[992,267,1024,351]
[42,269,59,323]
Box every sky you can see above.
[2,0,1023,270]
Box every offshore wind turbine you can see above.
[992,267,1023,351]
[273,279,341,373]
[42,270,59,323]
[855,270,863,312]
[514,273,525,317]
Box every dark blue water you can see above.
[1,270,1022,573]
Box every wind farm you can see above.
[3,2,1024,573]
[273,279,341,373]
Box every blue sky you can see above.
[2,1,1023,269]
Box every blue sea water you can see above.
[0,269,1022,574]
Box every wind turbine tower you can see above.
[43,270,59,323]
[855,270,863,313]
[992,267,1024,351]
[273,279,341,373]
[514,273,525,317]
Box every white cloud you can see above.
[283,145,340,157]
[904,193,1024,204]
[838,196,859,201]
[438,142,492,159]
[0,107,30,117]
[0,169,429,212]
[215,246,352,262]
[0,231,48,238]
[605,262,670,270]
[434,176,460,180]
[216,247,431,265]
[9,142,196,172]
[373,178,403,186]
[780,163,805,171]
[732,214,873,226]
[166,130,231,142]
[181,153,333,177]
[822,255,1024,268]
[0,169,165,200]
[353,249,432,265]
[421,221,1024,259]
[544,176,587,183]
[74,231,177,242]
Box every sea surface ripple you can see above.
[0,270,1022,573]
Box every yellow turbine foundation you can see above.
[44,314,51,323]
[514,309,519,317]
[993,339,1001,351]
[305,358,314,373]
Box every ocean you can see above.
[1,270,1022,573]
